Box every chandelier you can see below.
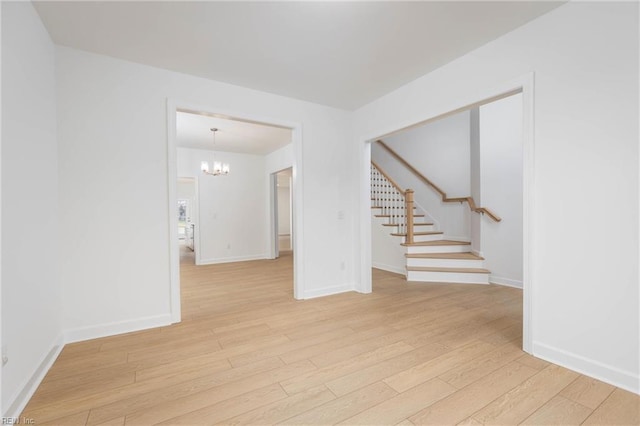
[201,128,230,176]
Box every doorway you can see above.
[167,100,304,322]
[272,168,293,258]
[359,75,534,353]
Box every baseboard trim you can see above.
[199,254,267,265]
[4,334,65,418]
[533,341,640,395]
[64,314,173,344]
[489,275,523,289]
[471,249,484,258]
[372,262,406,276]
[303,284,354,299]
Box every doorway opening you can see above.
[177,177,197,264]
[271,167,293,258]
[359,75,534,353]
[167,101,303,323]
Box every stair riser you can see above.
[410,234,444,243]
[406,271,490,284]
[405,245,470,254]
[406,258,484,268]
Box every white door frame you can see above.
[167,99,305,323]
[269,167,294,260]
[358,73,535,353]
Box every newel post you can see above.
[405,189,414,244]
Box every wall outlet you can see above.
[227,243,231,250]
[340,261,345,271]
[2,346,8,366]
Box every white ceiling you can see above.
[176,111,292,155]
[34,1,564,110]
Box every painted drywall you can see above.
[177,147,267,263]
[56,46,356,333]
[1,2,63,414]
[480,94,523,287]
[356,2,639,392]
[371,216,406,275]
[277,186,291,235]
[382,111,471,196]
[371,112,471,240]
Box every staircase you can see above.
[371,163,490,284]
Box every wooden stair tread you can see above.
[391,231,443,236]
[405,252,484,260]
[406,266,490,274]
[402,240,471,247]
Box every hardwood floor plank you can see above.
[409,361,538,425]
[90,359,314,425]
[226,385,336,425]
[437,340,523,389]
[338,378,456,425]
[283,382,398,425]
[470,364,579,425]
[515,352,551,371]
[39,410,89,426]
[383,340,496,393]
[326,343,449,396]
[520,395,592,425]
[582,388,640,425]
[280,341,415,395]
[559,375,616,409]
[152,383,288,425]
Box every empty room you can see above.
[2,1,639,424]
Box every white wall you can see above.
[1,2,63,415]
[177,147,267,264]
[356,2,639,393]
[371,216,406,275]
[277,185,291,235]
[480,94,523,287]
[371,112,471,240]
[56,45,356,335]
[382,111,471,196]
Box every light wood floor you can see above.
[22,248,639,425]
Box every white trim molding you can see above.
[533,341,640,395]
[4,334,64,419]
[303,284,354,300]
[198,254,267,265]
[489,275,523,289]
[64,314,172,344]
[372,263,406,276]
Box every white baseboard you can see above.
[4,334,65,418]
[489,275,523,289]
[198,254,267,265]
[372,262,406,276]
[303,284,354,299]
[64,314,173,344]
[533,341,640,395]
[471,249,484,258]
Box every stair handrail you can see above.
[370,162,416,244]
[376,140,502,222]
